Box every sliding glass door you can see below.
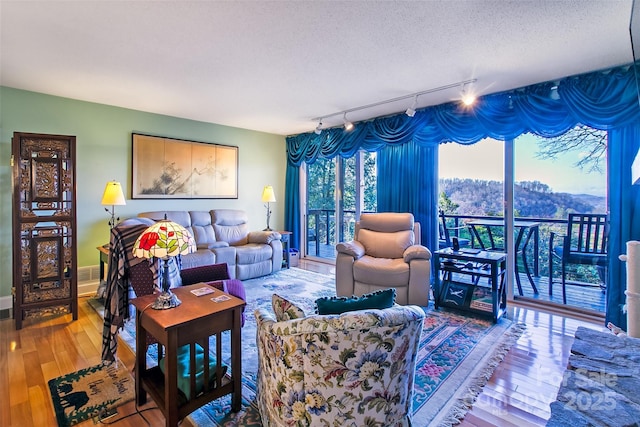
[438,126,608,316]
[304,152,377,262]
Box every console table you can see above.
[433,247,507,322]
[132,284,245,427]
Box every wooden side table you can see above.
[97,244,109,284]
[433,247,507,323]
[279,231,292,268]
[131,285,246,427]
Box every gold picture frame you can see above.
[132,133,238,199]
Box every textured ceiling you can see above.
[0,0,635,136]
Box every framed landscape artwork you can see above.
[132,133,238,199]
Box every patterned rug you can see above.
[47,359,134,427]
[90,267,525,426]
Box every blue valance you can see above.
[286,64,640,163]
[284,62,640,328]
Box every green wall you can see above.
[0,86,287,302]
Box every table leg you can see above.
[469,225,487,250]
[231,307,242,412]
[135,310,147,406]
[491,260,498,323]
[165,332,179,427]
[282,234,290,269]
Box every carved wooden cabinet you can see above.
[12,132,77,329]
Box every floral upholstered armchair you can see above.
[254,304,425,426]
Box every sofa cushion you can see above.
[357,228,414,259]
[139,210,191,227]
[180,250,216,270]
[189,211,217,249]
[212,209,250,246]
[358,212,414,233]
[235,244,272,264]
[353,255,410,286]
[315,288,396,315]
[272,294,305,321]
[236,261,271,281]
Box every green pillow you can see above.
[158,343,227,401]
[315,288,396,315]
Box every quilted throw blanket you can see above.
[101,224,154,362]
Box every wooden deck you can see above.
[515,274,606,314]
[306,242,606,315]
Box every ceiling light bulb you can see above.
[315,120,322,135]
[462,93,476,106]
[405,95,418,117]
[343,113,354,131]
[461,83,476,106]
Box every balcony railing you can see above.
[305,210,607,313]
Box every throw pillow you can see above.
[272,293,306,321]
[315,288,396,315]
[158,343,227,401]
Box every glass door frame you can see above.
[301,152,368,263]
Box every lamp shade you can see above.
[132,220,196,259]
[101,181,126,206]
[261,185,276,203]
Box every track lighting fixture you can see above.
[461,82,476,106]
[311,78,477,132]
[343,113,354,131]
[405,94,418,117]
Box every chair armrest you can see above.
[248,230,281,244]
[549,231,567,244]
[403,245,431,262]
[336,241,365,259]
[255,308,277,329]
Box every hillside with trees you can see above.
[439,178,605,217]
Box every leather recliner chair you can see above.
[335,212,432,306]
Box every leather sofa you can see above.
[335,212,431,306]
[137,209,283,280]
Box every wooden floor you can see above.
[0,259,607,427]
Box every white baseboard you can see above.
[79,280,100,297]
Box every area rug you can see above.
[90,267,525,426]
[47,359,134,427]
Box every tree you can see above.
[535,125,607,173]
[438,191,459,214]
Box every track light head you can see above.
[343,113,354,131]
[461,83,476,106]
[405,95,418,117]
[310,79,477,134]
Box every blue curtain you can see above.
[607,123,640,330]
[284,159,301,251]
[377,140,439,252]
[285,63,640,324]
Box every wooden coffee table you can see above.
[131,284,245,427]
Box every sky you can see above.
[438,134,607,196]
